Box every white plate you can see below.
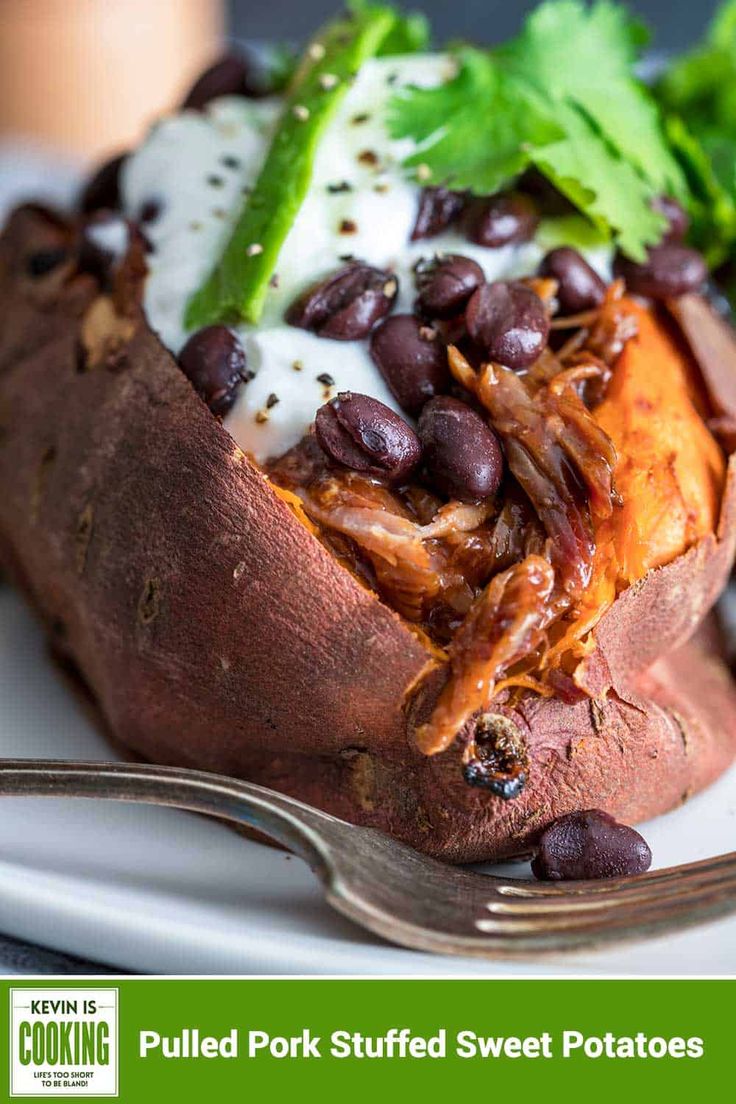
[1,587,735,976]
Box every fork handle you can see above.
[0,758,336,876]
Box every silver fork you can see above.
[2,758,735,958]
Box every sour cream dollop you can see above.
[123,55,608,463]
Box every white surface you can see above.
[0,141,79,224]
[0,586,735,976]
[122,55,608,462]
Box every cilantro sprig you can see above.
[389,0,685,260]
[185,0,736,332]
[388,48,561,195]
[654,0,736,267]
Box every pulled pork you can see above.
[268,284,636,757]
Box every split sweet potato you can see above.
[1,206,736,861]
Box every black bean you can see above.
[315,392,421,482]
[418,396,504,502]
[410,187,466,241]
[77,211,130,285]
[466,281,549,369]
[465,192,539,249]
[531,809,652,881]
[178,326,250,417]
[370,315,450,417]
[78,153,127,215]
[414,254,485,319]
[614,243,707,301]
[181,50,281,109]
[539,247,607,315]
[138,198,163,225]
[652,195,690,242]
[287,263,397,341]
[516,170,575,217]
[26,247,69,278]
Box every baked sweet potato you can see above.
[1,205,736,862]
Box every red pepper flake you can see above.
[339,219,358,235]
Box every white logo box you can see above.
[9,988,118,1097]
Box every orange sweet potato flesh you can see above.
[595,302,724,579]
[1,206,735,862]
[549,301,728,687]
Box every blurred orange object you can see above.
[0,0,225,161]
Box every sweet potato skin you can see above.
[228,634,736,861]
[1,207,736,862]
[0,210,440,764]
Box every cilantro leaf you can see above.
[389,0,681,258]
[663,114,736,266]
[709,0,736,50]
[530,103,667,259]
[389,48,561,194]
[535,213,610,253]
[654,1,736,267]
[656,1,736,130]
[499,1,684,198]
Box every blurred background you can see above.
[231,0,721,51]
[0,0,724,165]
